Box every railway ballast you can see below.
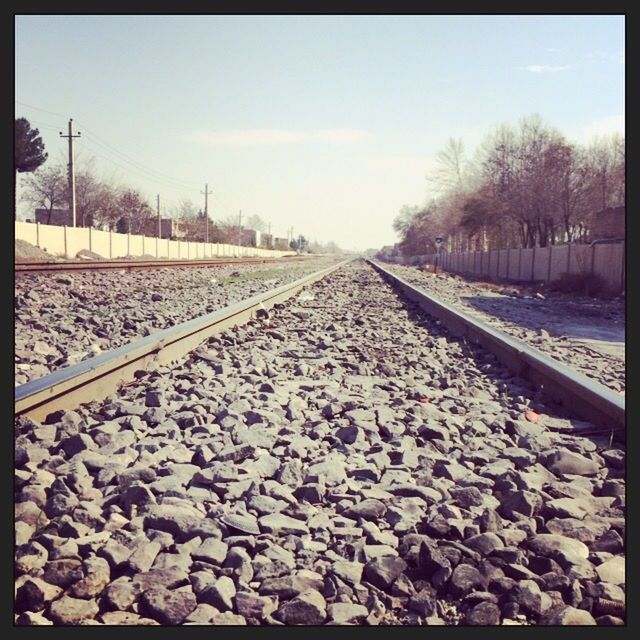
[14,260,625,626]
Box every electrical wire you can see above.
[77,122,201,189]
[16,100,250,221]
[80,133,201,193]
[15,100,69,120]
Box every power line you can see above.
[77,123,201,188]
[16,100,69,120]
[16,100,249,220]
[79,135,200,193]
[25,119,64,133]
[81,147,195,196]
[17,101,201,190]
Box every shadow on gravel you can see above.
[460,295,625,345]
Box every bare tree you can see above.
[22,164,67,223]
[392,115,625,258]
[245,214,267,232]
[117,189,154,235]
[427,137,466,194]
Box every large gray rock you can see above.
[139,586,197,625]
[546,450,600,476]
[363,556,407,590]
[276,589,326,625]
[200,576,236,611]
[596,556,625,585]
[259,572,324,599]
[258,513,309,536]
[541,606,596,625]
[15,578,62,613]
[526,534,589,565]
[48,595,99,625]
[327,602,369,624]
[343,499,387,521]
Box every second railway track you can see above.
[15,255,310,275]
[14,259,626,626]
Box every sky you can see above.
[15,15,625,251]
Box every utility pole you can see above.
[237,210,242,252]
[157,194,161,238]
[201,183,213,243]
[59,119,81,227]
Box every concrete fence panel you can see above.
[16,221,38,246]
[488,251,498,279]
[64,226,89,258]
[568,244,591,275]
[533,247,549,281]
[39,225,66,256]
[549,245,569,281]
[593,243,624,292]
[506,249,519,280]
[129,234,143,256]
[112,232,128,258]
[519,248,534,281]
[91,229,112,258]
[497,250,509,279]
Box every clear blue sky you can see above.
[15,15,624,250]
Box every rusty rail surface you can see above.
[15,255,309,275]
[368,259,625,438]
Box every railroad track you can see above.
[14,259,625,626]
[367,260,625,438]
[16,258,625,437]
[15,258,353,421]
[15,255,310,275]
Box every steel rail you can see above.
[15,255,307,275]
[15,258,353,421]
[368,259,625,437]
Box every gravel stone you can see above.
[139,586,197,625]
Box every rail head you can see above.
[367,259,625,436]
[14,255,309,274]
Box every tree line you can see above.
[388,115,624,257]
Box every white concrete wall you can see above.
[384,241,624,293]
[15,221,293,260]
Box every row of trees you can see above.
[390,115,625,256]
[21,158,342,251]
[16,117,343,252]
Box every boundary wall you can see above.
[15,221,293,260]
[381,242,624,293]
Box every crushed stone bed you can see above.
[377,263,625,394]
[14,257,341,385]
[14,261,625,626]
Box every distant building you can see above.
[273,236,290,251]
[260,233,273,249]
[240,228,260,247]
[141,218,188,239]
[591,206,624,241]
[35,208,72,226]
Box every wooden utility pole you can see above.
[59,119,81,227]
[201,183,213,243]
